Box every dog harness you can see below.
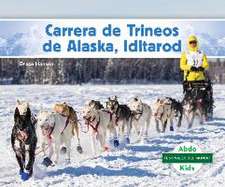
[41,122,55,140]
[131,106,144,121]
[154,100,172,120]
[85,115,100,133]
[41,115,70,140]
[113,107,121,125]
[102,109,120,126]
[102,109,113,121]
[17,129,29,143]
[60,117,70,135]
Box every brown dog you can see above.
[53,102,83,153]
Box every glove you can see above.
[190,66,198,71]
[197,67,205,71]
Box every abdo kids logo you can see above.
[162,142,213,174]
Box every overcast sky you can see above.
[0,0,225,18]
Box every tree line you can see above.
[0,58,224,84]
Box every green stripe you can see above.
[162,153,213,163]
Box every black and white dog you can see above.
[11,107,37,181]
[182,90,206,128]
[166,97,183,128]
[106,96,132,144]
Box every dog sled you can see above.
[183,80,214,120]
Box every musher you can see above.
[180,35,213,119]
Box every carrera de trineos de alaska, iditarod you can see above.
[10,35,214,181]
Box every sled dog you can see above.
[129,97,152,139]
[53,102,83,153]
[82,102,118,155]
[11,107,37,180]
[182,93,206,128]
[106,96,132,144]
[36,109,82,165]
[153,97,182,132]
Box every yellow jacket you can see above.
[180,35,209,81]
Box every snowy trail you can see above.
[1,84,225,186]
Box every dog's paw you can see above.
[42,157,53,167]
[76,145,83,154]
[125,137,130,144]
[170,126,174,131]
[20,171,30,181]
[60,146,67,154]
[113,139,119,147]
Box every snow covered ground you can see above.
[1,84,225,187]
